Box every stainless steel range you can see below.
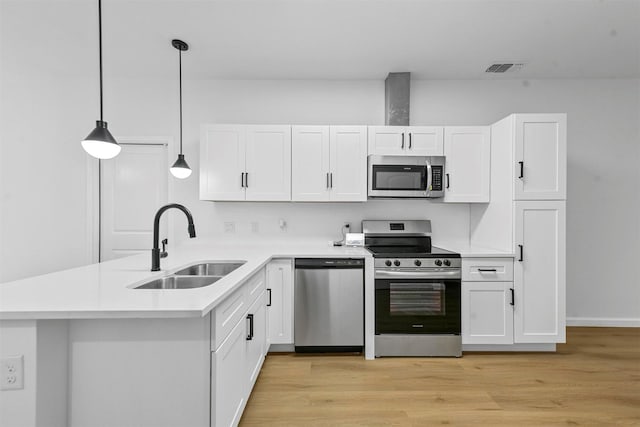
[363,220,462,357]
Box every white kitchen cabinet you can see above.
[514,114,567,201]
[291,126,330,201]
[329,126,368,201]
[514,200,566,343]
[291,126,367,202]
[462,281,514,345]
[200,124,291,201]
[443,126,491,203]
[367,126,443,156]
[266,259,294,346]
[245,125,292,201]
[212,318,246,427]
[245,291,267,391]
[200,125,246,201]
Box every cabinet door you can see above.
[200,125,246,201]
[246,291,267,392]
[245,125,292,201]
[267,259,294,345]
[212,318,246,427]
[367,126,406,155]
[291,126,330,201]
[514,201,566,343]
[462,281,514,344]
[443,126,491,203]
[514,114,567,200]
[329,126,368,201]
[406,126,444,156]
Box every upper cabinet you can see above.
[200,125,291,201]
[292,125,367,202]
[443,126,491,203]
[514,114,567,200]
[368,126,444,156]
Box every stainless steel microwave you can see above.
[368,155,445,199]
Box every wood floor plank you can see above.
[240,327,640,426]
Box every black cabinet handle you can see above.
[408,133,412,149]
[246,314,254,340]
[241,173,245,188]
[518,245,524,262]
[267,288,272,307]
[446,173,450,189]
[326,172,330,189]
[510,288,515,306]
[478,268,497,272]
[518,161,524,179]
[401,133,405,149]
[330,173,333,188]
[245,172,248,188]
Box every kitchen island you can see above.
[0,238,518,427]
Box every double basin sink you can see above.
[134,262,246,290]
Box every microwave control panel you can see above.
[431,166,443,191]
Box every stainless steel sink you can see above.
[135,275,222,290]
[173,262,245,277]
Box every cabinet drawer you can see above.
[245,268,266,309]
[211,267,266,351]
[462,258,513,281]
[212,285,247,351]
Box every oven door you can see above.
[375,278,461,335]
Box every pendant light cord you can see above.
[179,48,183,155]
[98,0,104,121]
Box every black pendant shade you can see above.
[170,38,192,179]
[82,120,121,159]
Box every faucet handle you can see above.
[161,238,168,258]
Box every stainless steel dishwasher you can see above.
[294,258,364,353]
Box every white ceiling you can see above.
[3,0,640,80]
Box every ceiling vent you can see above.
[485,63,525,73]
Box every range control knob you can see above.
[414,260,422,267]
[394,260,401,267]
[443,259,451,266]
[385,260,392,267]
[434,259,443,266]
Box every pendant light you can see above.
[169,39,192,179]
[81,0,121,160]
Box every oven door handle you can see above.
[426,159,432,192]
[375,269,461,279]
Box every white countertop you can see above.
[0,237,513,320]
[0,239,371,320]
[436,241,516,258]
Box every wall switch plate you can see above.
[1,355,24,390]
[223,222,236,233]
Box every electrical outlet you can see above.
[1,355,24,390]
[223,222,236,234]
[278,219,287,232]
[251,222,260,233]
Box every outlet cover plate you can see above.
[1,355,24,390]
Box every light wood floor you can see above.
[240,327,640,426]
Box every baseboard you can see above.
[567,317,640,327]
[463,343,556,352]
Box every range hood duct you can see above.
[385,72,410,126]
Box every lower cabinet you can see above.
[462,281,514,344]
[461,258,515,345]
[211,269,268,427]
[266,259,294,346]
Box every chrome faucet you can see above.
[151,203,196,271]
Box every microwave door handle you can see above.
[426,160,432,192]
